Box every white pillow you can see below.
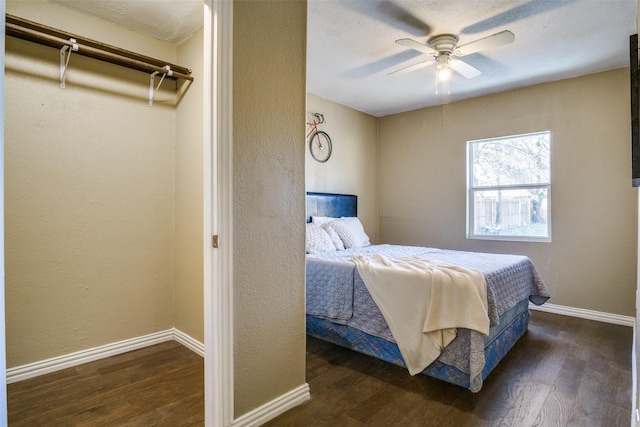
[322,222,346,250]
[311,216,335,225]
[329,217,370,248]
[306,223,336,254]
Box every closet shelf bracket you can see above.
[59,38,78,88]
[149,65,172,107]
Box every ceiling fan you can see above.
[389,30,515,80]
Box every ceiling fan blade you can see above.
[377,1,431,36]
[462,2,570,34]
[387,59,433,77]
[449,58,481,79]
[343,0,431,37]
[454,30,515,56]
[396,38,436,55]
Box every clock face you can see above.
[309,131,332,163]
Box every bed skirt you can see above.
[306,299,530,390]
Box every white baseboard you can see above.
[6,328,203,384]
[232,383,311,427]
[7,329,310,425]
[173,328,205,357]
[530,302,635,327]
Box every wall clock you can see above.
[309,130,332,163]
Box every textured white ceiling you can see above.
[52,0,204,45]
[307,0,638,117]
[52,0,637,118]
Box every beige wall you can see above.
[233,0,307,417]
[306,94,378,243]
[174,28,204,342]
[378,69,637,317]
[4,1,194,367]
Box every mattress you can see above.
[305,244,550,391]
[307,298,530,390]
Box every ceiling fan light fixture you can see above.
[436,53,450,69]
[438,67,451,81]
[436,54,451,80]
[435,70,450,95]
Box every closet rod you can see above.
[6,14,193,81]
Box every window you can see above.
[467,131,551,242]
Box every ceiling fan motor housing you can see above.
[427,34,459,55]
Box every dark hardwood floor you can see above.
[266,311,633,427]
[7,311,632,426]
[7,341,204,426]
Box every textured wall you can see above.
[306,94,378,243]
[5,1,178,366]
[378,69,637,317]
[174,27,204,343]
[233,0,307,417]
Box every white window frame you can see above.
[467,131,551,243]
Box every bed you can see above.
[305,192,550,392]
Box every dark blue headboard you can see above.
[306,192,357,223]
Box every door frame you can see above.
[0,0,7,423]
[203,1,234,426]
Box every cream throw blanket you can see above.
[352,254,490,375]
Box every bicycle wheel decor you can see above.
[309,131,332,163]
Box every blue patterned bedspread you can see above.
[306,258,355,320]
[305,244,550,391]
